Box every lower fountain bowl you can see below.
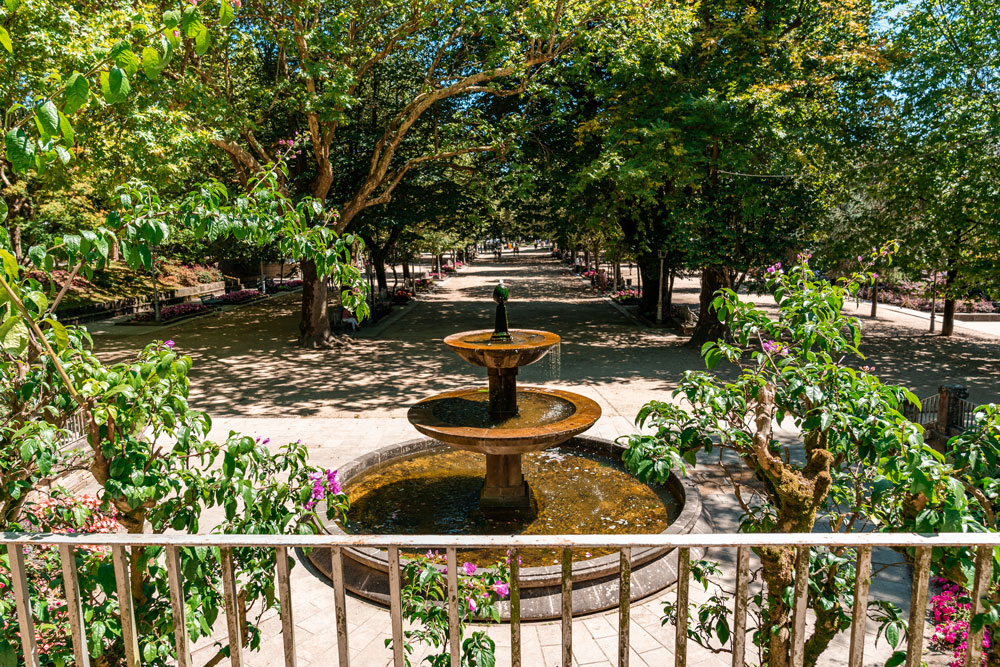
[306,436,710,620]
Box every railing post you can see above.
[848,546,872,667]
[965,545,993,667]
[732,546,749,667]
[164,545,192,667]
[330,547,351,667]
[447,547,460,667]
[675,547,690,667]
[58,545,91,667]
[219,547,245,667]
[7,543,40,667]
[561,547,572,667]
[388,547,404,667]
[790,546,810,667]
[112,545,141,667]
[905,546,932,667]
[619,548,631,667]
[510,548,521,667]
[275,547,297,667]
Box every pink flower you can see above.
[164,339,175,348]
[492,582,509,598]
[765,262,782,274]
[172,29,180,38]
[466,597,477,613]
[462,562,476,575]
[233,0,242,6]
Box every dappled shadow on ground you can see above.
[91,251,1000,419]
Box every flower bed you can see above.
[612,288,642,304]
[131,302,211,323]
[220,289,263,304]
[274,279,303,291]
[930,578,991,666]
[392,288,413,304]
[442,264,456,274]
[415,277,433,290]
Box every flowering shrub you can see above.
[612,288,642,303]
[428,272,441,279]
[442,264,456,274]
[274,279,303,291]
[0,490,121,661]
[392,289,413,303]
[160,261,224,286]
[582,269,598,279]
[391,551,510,666]
[132,302,210,322]
[220,289,262,304]
[930,578,991,666]
[415,278,432,289]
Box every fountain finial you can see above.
[491,280,512,342]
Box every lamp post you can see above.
[656,248,666,324]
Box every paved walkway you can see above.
[89,250,999,666]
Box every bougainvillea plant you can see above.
[388,551,511,667]
[618,245,990,667]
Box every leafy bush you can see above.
[132,302,211,322]
[390,552,510,666]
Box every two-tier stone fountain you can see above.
[312,280,706,619]
[406,280,601,510]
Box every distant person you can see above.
[341,307,358,333]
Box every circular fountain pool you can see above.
[309,436,707,619]
[340,446,680,567]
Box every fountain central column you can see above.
[481,281,531,509]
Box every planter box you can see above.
[954,313,1000,322]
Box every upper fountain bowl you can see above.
[443,329,560,369]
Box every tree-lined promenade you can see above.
[2,0,999,665]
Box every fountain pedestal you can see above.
[482,454,530,509]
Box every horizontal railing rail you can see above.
[2,532,996,667]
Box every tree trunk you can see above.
[689,266,731,346]
[373,253,388,293]
[10,224,21,260]
[869,279,878,318]
[636,252,660,316]
[941,267,958,336]
[299,259,333,347]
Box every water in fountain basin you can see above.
[429,390,575,429]
[339,446,680,567]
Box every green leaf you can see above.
[193,23,211,56]
[43,319,69,349]
[0,316,30,356]
[0,26,11,54]
[885,622,900,648]
[885,650,905,667]
[58,111,74,146]
[101,68,130,104]
[163,9,180,28]
[0,248,19,279]
[219,0,234,27]
[54,145,72,165]
[0,199,7,224]
[4,0,19,12]
[142,47,162,80]
[35,101,60,138]
[63,73,90,114]
[4,128,35,174]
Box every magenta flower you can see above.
[461,562,476,575]
[164,339,175,348]
[466,597,477,613]
[765,262,782,274]
[492,582,509,598]
[762,340,780,354]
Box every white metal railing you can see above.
[2,532,997,667]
